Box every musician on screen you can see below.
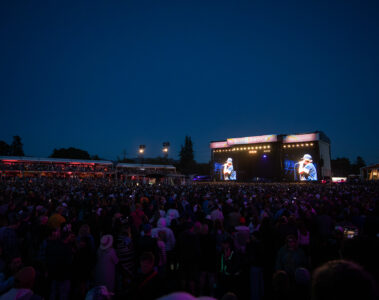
[298,154,317,181]
[223,158,236,180]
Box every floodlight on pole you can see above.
[139,145,146,154]
[162,142,170,159]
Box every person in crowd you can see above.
[130,203,146,233]
[275,235,308,278]
[157,230,167,276]
[217,238,243,298]
[0,266,42,300]
[247,231,265,300]
[46,229,73,300]
[137,224,159,264]
[72,235,95,300]
[151,217,176,254]
[115,224,135,286]
[199,223,217,297]
[132,252,165,300]
[177,221,201,295]
[312,260,378,300]
[94,235,119,293]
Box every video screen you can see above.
[214,157,237,181]
[283,147,319,181]
[213,145,281,181]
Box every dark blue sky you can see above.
[1,0,378,163]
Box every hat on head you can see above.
[301,154,313,162]
[100,235,113,250]
[227,158,233,163]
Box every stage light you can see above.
[301,144,304,147]
[268,145,271,148]
[283,145,287,148]
[306,143,309,146]
[310,143,314,146]
[259,146,262,149]
[262,154,267,158]
[296,144,299,147]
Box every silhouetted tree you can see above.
[0,141,10,156]
[179,136,195,174]
[50,147,90,159]
[194,162,211,175]
[331,157,351,176]
[91,154,102,160]
[9,136,24,156]
[351,156,366,174]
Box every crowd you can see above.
[0,177,377,300]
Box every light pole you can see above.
[162,142,170,162]
[139,145,145,165]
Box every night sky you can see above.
[1,0,378,164]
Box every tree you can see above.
[91,154,103,160]
[0,141,10,156]
[331,157,351,177]
[9,136,24,156]
[179,136,195,174]
[50,147,90,159]
[351,156,366,175]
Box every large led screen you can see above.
[213,145,281,181]
[283,146,319,181]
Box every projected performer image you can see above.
[223,158,237,180]
[296,154,317,181]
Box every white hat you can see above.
[302,154,313,162]
[227,158,233,163]
[100,235,113,250]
